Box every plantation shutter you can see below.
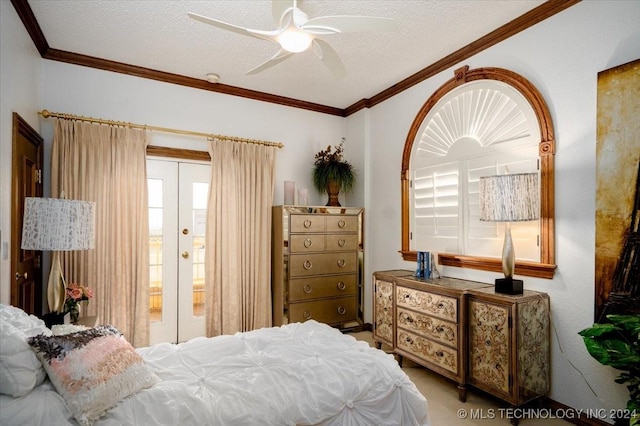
[412,160,461,254]
[411,145,540,262]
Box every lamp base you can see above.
[47,251,67,314]
[495,278,523,295]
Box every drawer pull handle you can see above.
[303,311,312,320]
[303,260,313,270]
[338,239,346,247]
[304,238,313,248]
[303,284,312,294]
[303,219,312,228]
[337,281,346,291]
[337,306,346,315]
[338,219,346,228]
[337,259,346,268]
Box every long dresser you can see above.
[373,270,550,412]
[272,206,364,329]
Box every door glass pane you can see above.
[192,182,208,317]
[148,178,163,323]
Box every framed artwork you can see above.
[594,58,640,321]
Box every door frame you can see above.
[11,113,44,315]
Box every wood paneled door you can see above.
[11,113,44,315]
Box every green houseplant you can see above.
[579,314,640,426]
[312,139,356,207]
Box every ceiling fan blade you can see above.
[312,39,346,78]
[302,16,397,34]
[188,12,277,42]
[272,0,296,27]
[245,49,294,75]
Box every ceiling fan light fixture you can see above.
[278,29,312,53]
[190,3,394,76]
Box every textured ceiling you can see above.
[27,0,547,110]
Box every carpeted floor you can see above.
[350,331,571,425]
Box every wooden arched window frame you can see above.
[401,65,556,278]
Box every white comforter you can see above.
[1,320,429,425]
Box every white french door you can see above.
[147,159,210,344]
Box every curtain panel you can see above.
[205,138,276,336]
[51,118,150,347]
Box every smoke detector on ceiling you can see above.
[205,73,220,83]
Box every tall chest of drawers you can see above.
[273,206,364,329]
[373,270,550,409]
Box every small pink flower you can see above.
[68,288,83,301]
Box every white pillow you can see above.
[0,304,51,397]
[0,303,51,336]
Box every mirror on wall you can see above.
[400,66,556,278]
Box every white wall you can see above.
[360,0,640,420]
[38,61,347,208]
[0,1,43,305]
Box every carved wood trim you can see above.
[400,66,556,278]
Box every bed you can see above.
[0,303,430,426]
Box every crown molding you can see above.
[11,0,580,117]
[346,0,580,115]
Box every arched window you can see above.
[401,66,556,278]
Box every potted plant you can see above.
[312,138,356,206]
[579,314,640,426]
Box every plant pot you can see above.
[326,180,341,206]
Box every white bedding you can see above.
[1,320,429,426]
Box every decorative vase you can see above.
[326,180,341,206]
[69,300,88,323]
[69,302,80,323]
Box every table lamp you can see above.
[479,173,539,294]
[21,197,95,313]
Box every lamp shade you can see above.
[479,173,539,222]
[21,197,96,251]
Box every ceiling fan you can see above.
[188,0,397,78]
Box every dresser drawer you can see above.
[289,252,358,277]
[397,307,458,348]
[289,297,357,325]
[326,215,359,233]
[397,330,458,374]
[325,233,359,251]
[289,274,356,301]
[396,286,457,322]
[289,234,325,253]
[290,214,324,233]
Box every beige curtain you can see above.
[51,118,150,347]
[205,138,276,336]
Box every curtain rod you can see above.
[38,110,284,149]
